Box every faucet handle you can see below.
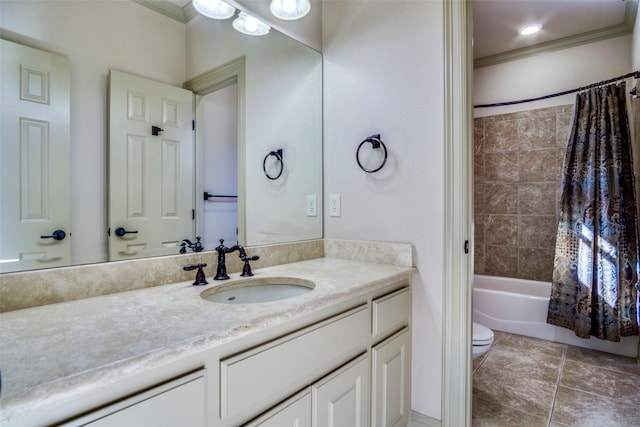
[240,253,259,277]
[183,263,208,286]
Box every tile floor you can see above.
[472,331,640,427]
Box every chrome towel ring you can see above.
[356,134,387,173]
[263,148,284,180]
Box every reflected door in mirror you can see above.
[0,40,71,273]
[108,70,194,261]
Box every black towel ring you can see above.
[263,149,284,180]
[356,134,387,173]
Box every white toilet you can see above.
[472,322,494,359]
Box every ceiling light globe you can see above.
[269,0,311,20]
[193,0,235,20]
[232,12,271,36]
[519,24,542,36]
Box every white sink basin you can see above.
[201,277,314,304]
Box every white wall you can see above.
[186,15,323,246]
[322,0,445,420]
[0,1,186,265]
[474,35,632,117]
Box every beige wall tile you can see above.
[518,215,558,249]
[556,111,572,148]
[474,244,485,275]
[518,247,555,281]
[518,149,561,182]
[485,245,519,277]
[485,152,518,182]
[518,116,556,151]
[473,105,574,282]
[485,120,518,152]
[485,183,518,214]
[474,214,485,243]
[484,215,518,246]
[519,183,557,215]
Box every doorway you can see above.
[198,84,239,249]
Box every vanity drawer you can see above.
[220,305,369,422]
[372,287,411,340]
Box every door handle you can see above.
[40,230,66,241]
[114,227,138,237]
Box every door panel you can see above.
[0,39,70,273]
[109,70,194,261]
[371,329,411,427]
[312,354,369,427]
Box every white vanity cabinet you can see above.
[240,284,412,427]
[55,282,411,427]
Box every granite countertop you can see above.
[0,257,413,423]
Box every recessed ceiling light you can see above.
[519,24,542,35]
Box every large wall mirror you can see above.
[0,0,322,273]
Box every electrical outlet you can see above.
[329,194,341,217]
[306,194,317,217]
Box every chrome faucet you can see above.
[214,239,259,280]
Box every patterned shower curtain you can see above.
[547,81,640,342]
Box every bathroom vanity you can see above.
[0,248,413,427]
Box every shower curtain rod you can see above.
[474,70,639,108]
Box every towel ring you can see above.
[356,134,387,173]
[263,149,284,180]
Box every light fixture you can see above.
[233,12,271,36]
[519,24,542,36]
[193,0,235,20]
[269,0,310,20]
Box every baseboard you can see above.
[411,410,442,427]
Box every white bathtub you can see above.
[473,274,639,357]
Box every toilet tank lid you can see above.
[473,322,494,342]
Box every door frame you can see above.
[442,1,473,426]
[183,57,247,246]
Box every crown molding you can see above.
[132,0,187,22]
[474,0,638,69]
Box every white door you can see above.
[109,70,194,261]
[312,354,370,427]
[0,39,71,273]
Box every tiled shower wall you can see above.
[473,105,574,282]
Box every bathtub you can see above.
[473,274,639,358]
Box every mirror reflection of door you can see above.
[0,39,71,273]
[108,70,194,261]
[198,84,239,250]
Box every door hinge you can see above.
[464,240,469,254]
[192,209,195,220]
[192,119,195,131]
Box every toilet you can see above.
[472,322,494,359]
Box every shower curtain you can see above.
[547,81,640,342]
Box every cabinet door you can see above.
[371,328,411,427]
[245,389,312,427]
[312,354,369,427]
